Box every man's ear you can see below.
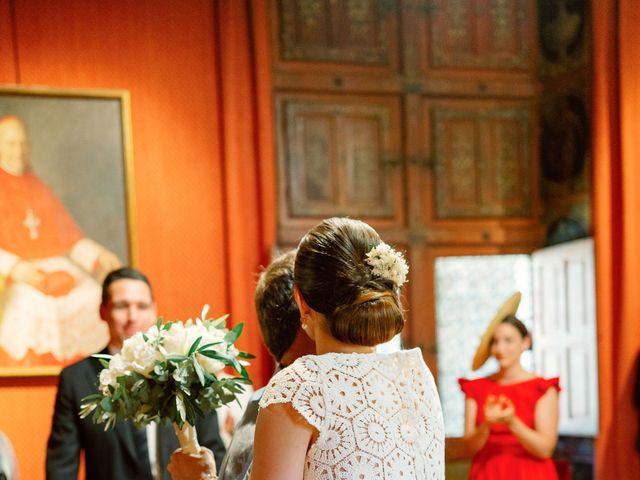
[99,303,108,321]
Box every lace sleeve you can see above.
[258,357,326,432]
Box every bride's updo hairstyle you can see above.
[295,217,405,346]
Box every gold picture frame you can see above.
[0,85,136,376]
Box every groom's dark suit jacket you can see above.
[218,365,285,480]
[46,351,226,480]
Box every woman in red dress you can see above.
[459,292,560,480]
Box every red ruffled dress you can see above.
[458,377,561,480]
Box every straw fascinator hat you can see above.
[471,291,522,371]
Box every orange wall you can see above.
[0,1,274,478]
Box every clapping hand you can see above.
[483,394,515,426]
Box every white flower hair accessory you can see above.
[365,242,409,287]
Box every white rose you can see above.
[99,354,128,394]
[160,319,230,374]
[121,332,145,356]
[108,353,128,375]
[121,333,161,376]
[99,369,115,395]
[162,322,188,355]
[183,320,208,353]
[194,322,228,374]
[202,325,226,346]
[144,325,161,342]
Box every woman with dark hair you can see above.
[169,217,445,480]
[249,217,444,479]
[459,292,560,480]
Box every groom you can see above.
[46,267,226,480]
[218,249,315,479]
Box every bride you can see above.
[171,217,445,479]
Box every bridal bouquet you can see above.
[80,305,253,454]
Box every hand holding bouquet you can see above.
[80,305,253,454]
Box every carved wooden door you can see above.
[276,93,404,242]
[425,99,535,220]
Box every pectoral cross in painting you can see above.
[23,208,41,240]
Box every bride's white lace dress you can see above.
[259,348,445,479]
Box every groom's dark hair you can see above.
[254,250,299,362]
[101,267,153,305]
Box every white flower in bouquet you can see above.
[161,318,231,375]
[80,305,254,454]
[121,330,163,376]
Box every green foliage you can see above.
[79,312,253,430]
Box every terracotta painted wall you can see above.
[0,1,275,478]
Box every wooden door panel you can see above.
[427,100,534,220]
[424,0,532,73]
[295,113,337,208]
[436,118,481,213]
[277,94,404,235]
[342,115,385,206]
[532,238,598,436]
[482,117,531,214]
[273,0,399,74]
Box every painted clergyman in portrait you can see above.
[0,89,133,373]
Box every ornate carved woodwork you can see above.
[277,0,396,66]
[426,100,535,219]
[425,0,532,72]
[276,94,404,232]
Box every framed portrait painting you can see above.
[0,86,135,376]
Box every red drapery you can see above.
[593,0,640,477]
[214,0,276,388]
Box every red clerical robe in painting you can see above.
[0,168,109,363]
